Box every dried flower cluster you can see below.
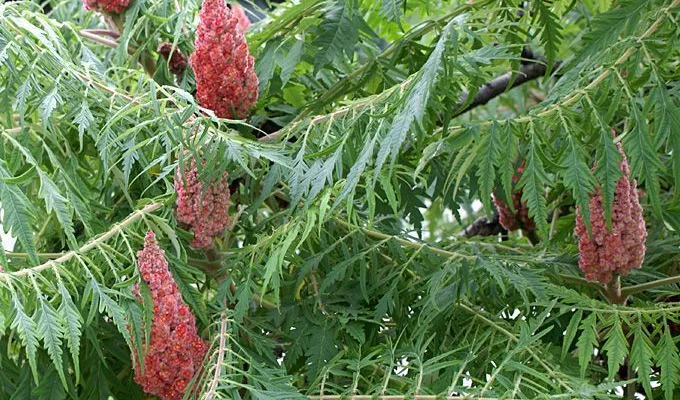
[174,157,230,249]
[492,162,536,233]
[158,43,188,76]
[574,143,647,285]
[231,4,251,31]
[83,0,131,14]
[132,231,207,400]
[190,0,258,119]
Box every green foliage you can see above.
[0,0,679,399]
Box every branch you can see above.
[452,47,559,117]
[0,202,163,278]
[304,0,496,114]
[458,213,506,238]
[457,63,551,115]
[261,48,558,143]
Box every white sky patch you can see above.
[0,207,17,252]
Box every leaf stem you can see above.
[333,219,472,261]
[204,311,228,400]
[6,252,66,259]
[0,202,162,278]
[620,274,680,297]
[459,302,574,392]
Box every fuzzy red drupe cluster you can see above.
[190,0,258,119]
[132,231,207,400]
[174,157,230,249]
[83,0,131,14]
[574,143,647,285]
[492,162,536,233]
[158,43,188,76]
[231,4,251,31]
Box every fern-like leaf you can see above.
[532,1,562,72]
[626,104,662,218]
[656,322,680,400]
[517,138,550,237]
[576,313,597,376]
[36,299,66,387]
[375,19,457,175]
[58,281,82,380]
[561,309,582,360]
[37,171,76,248]
[594,129,622,229]
[313,0,359,69]
[10,295,40,383]
[560,136,597,233]
[601,315,628,379]
[476,123,502,213]
[380,0,404,23]
[0,165,38,265]
[630,323,655,395]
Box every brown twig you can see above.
[459,213,507,238]
[261,48,559,142]
[452,48,559,116]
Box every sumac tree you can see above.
[0,0,679,399]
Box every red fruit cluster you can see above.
[158,43,188,76]
[574,143,647,285]
[190,0,258,119]
[492,162,536,232]
[231,4,251,31]
[174,157,230,249]
[132,231,207,400]
[83,0,131,14]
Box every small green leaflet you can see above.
[58,280,82,381]
[532,1,562,74]
[517,139,550,238]
[74,100,95,150]
[279,39,304,87]
[576,313,597,376]
[37,170,76,247]
[13,79,32,119]
[313,0,359,69]
[374,19,458,177]
[305,320,338,379]
[656,322,680,400]
[594,129,622,230]
[11,295,40,384]
[625,104,662,218]
[262,223,301,303]
[0,164,38,265]
[39,87,62,123]
[601,315,627,379]
[561,309,582,359]
[36,299,66,387]
[651,78,680,202]
[476,123,502,214]
[560,136,596,235]
[630,323,654,396]
[380,0,404,23]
